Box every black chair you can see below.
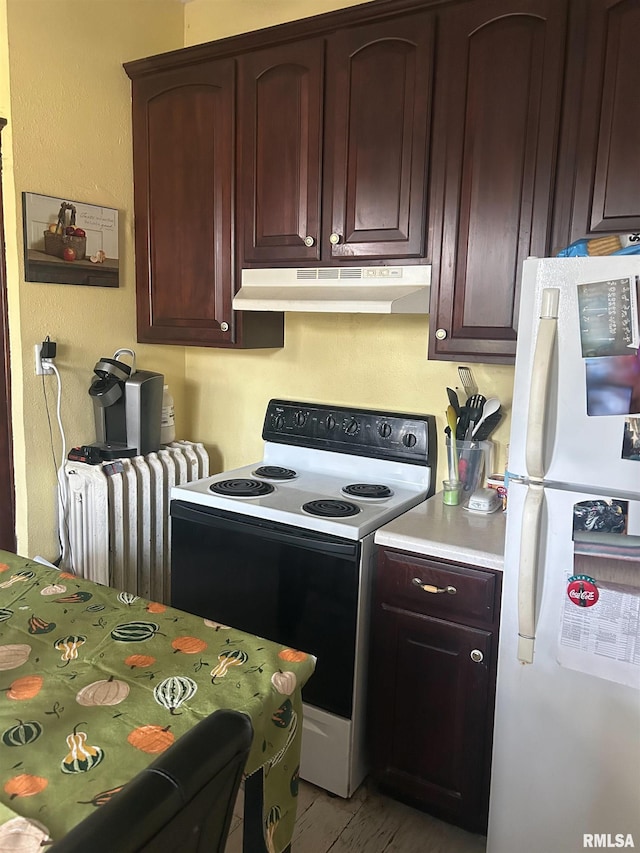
[51,709,253,853]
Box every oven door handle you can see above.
[171,501,359,558]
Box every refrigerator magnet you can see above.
[566,574,599,608]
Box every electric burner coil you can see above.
[252,466,297,480]
[302,499,361,518]
[342,483,393,499]
[209,479,275,498]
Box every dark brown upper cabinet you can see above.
[238,11,434,267]
[124,0,636,354]
[558,0,640,243]
[428,0,569,363]
[238,40,324,265]
[128,59,283,348]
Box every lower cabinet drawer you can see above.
[376,548,497,624]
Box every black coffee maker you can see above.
[88,348,163,460]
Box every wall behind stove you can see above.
[184,312,514,484]
[182,0,515,484]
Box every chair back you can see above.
[51,709,253,853]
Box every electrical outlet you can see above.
[34,343,54,376]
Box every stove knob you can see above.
[378,422,392,439]
[325,415,336,430]
[274,414,285,430]
[402,432,417,448]
[344,418,360,436]
[293,410,307,427]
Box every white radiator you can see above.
[59,441,209,601]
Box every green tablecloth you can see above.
[0,551,315,852]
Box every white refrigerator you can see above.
[487,257,640,853]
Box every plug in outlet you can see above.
[34,343,54,375]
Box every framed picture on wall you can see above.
[22,192,119,287]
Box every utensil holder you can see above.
[445,438,485,507]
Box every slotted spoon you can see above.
[458,366,478,399]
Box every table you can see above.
[0,551,315,852]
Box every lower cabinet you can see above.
[369,547,502,833]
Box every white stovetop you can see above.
[374,492,506,570]
[171,459,429,541]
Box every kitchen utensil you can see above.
[464,393,486,437]
[472,408,502,441]
[471,396,501,437]
[458,366,478,398]
[446,406,459,481]
[446,387,460,416]
[456,406,470,441]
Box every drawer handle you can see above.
[412,578,457,595]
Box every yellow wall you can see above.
[3,0,515,561]
[185,0,376,42]
[182,0,515,477]
[4,0,185,558]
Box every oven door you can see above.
[170,500,360,719]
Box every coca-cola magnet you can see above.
[567,575,599,608]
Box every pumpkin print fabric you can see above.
[0,551,315,853]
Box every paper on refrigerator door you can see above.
[558,574,640,689]
[577,274,639,357]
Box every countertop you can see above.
[374,492,506,570]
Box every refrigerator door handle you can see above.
[518,482,544,664]
[525,288,559,481]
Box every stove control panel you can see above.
[263,399,437,467]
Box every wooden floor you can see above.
[226,778,487,852]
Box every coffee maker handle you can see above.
[113,348,136,375]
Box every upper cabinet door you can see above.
[238,40,324,265]
[568,0,640,239]
[132,61,235,346]
[429,0,568,363]
[324,13,434,261]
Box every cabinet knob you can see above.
[329,232,342,245]
[220,322,229,332]
[303,235,316,247]
[412,578,457,595]
[470,649,484,663]
[435,328,448,340]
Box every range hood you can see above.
[232,265,431,314]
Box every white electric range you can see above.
[170,399,437,797]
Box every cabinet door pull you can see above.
[412,578,457,595]
[303,235,316,247]
[470,649,484,663]
[329,232,342,245]
[435,328,448,340]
